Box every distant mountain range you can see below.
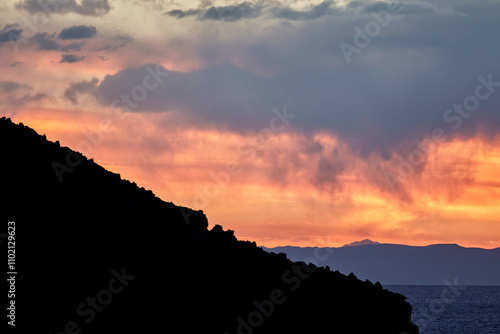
[263,242,500,285]
[0,118,418,334]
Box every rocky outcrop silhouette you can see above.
[0,117,418,333]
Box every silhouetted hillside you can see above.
[0,117,418,333]
[264,244,500,285]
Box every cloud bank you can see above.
[2,0,500,247]
[15,0,111,16]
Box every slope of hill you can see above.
[264,243,500,285]
[0,117,418,333]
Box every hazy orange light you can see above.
[10,109,500,249]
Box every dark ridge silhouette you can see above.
[0,117,418,333]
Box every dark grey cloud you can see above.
[75,0,500,165]
[166,1,334,21]
[60,54,85,63]
[59,25,97,39]
[0,24,22,43]
[64,77,99,104]
[166,8,202,19]
[201,2,263,21]
[166,0,466,23]
[95,64,275,130]
[30,33,85,51]
[0,81,32,93]
[270,0,337,21]
[31,32,59,50]
[93,57,500,158]
[15,0,111,16]
[166,2,263,22]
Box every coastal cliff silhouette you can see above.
[0,117,418,333]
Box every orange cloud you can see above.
[9,109,500,249]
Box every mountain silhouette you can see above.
[264,243,500,285]
[342,239,380,247]
[0,117,418,333]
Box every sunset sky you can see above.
[1,0,499,248]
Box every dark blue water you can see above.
[386,285,500,334]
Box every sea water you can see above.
[386,285,500,334]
